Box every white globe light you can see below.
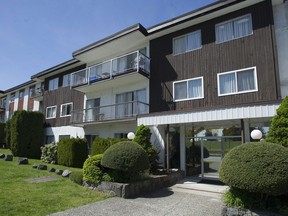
[127,132,135,140]
[251,129,263,140]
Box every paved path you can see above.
[50,185,225,216]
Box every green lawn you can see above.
[0,149,109,216]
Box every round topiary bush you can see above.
[101,141,150,173]
[83,154,104,185]
[219,142,288,196]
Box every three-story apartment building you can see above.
[1,0,287,178]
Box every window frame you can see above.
[215,14,253,44]
[217,66,258,96]
[46,105,57,119]
[173,30,202,55]
[62,74,71,87]
[173,76,204,102]
[60,102,73,117]
[48,77,59,91]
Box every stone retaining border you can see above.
[84,171,185,198]
[222,205,282,216]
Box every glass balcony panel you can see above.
[71,101,149,124]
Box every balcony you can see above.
[30,88,44,101]
[71,51,150,89]
[71,101,149,125]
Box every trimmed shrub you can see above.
[219,142,288,196]
[69,170,83,185]
[57,138,88,168]
[40,142,58,164]
[266,96,288,147]
[5,120,11,149]
[0,122,5,145]
[8,111,44,159]
[91,137,127,155]
[83,154,104,185]
[133,124,159,171]
[101,141,150,173]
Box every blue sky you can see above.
[0,0,216,90]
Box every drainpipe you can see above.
[166,124,170,173]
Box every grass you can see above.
[0,149,109,216]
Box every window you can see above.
[115,88,147,118]
[19,90,24,100]
[60,103,73,117]
[45,135,55,144]
[29,86,35,97]
[173,30,202,55]
[114,133,128,139]
[59,135,70,140]
[63,74,71,87]
[48,78,59,91]
[216,14,252,43]
[217,67,257,96]
[173,77,204,101]
[10,93,15,102]
[46,106,57,119]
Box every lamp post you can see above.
[127,132,135,140]
[250,129,263,140]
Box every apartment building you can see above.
[0,80,43,122]
[0,0,287,178]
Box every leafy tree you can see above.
[266,96,288,147]
[133,124,159,171]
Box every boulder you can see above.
[55,169,63,175]
[18,157,28,165]
[32,164,38,169]
[4,155,13,161]
[0,153,5,159]
[48,167,56,172]
[62,170,72,177]
[37,164,47,170]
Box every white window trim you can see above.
[215,14,253,44]
[60,102,73,117]
[48,77,59,91]
[173,30,202,56]
[46,106,57,119]
[173,76,204,102]
[217,66,258,96]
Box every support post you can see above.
[180,125,186,173]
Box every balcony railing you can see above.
[30,88,44,99]
[71,101,149,124]
[71,51,150,87]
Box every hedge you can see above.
[83,154,104,185]
[8,111,44,159]
[91,137,127,155]
[101,141,150,173]
[219,142,288,196]
[57,138,88,168]
[0,122,5,145]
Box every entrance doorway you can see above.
[186,136,241,180]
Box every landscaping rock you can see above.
[62,170,72,177]
[0,153,5,159]
[48,167,56,172]
[4,155,13,161]
[37,164,47,170]
[32,164,38,168]
[18,157,28,165]
[55,169,63,175]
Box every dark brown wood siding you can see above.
[149,1,279,113]
[44,64,86,127]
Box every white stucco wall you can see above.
[45,126,85,142]
[273,1,288,98]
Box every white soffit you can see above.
[74,31,147,63]
[137,104,280,126]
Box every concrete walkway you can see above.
[50,178,228,216]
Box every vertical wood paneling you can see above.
[150,1,279,113]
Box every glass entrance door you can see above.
[200,136,241,180]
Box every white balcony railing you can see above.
[71,101,149,124]
[71,51,150,87]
